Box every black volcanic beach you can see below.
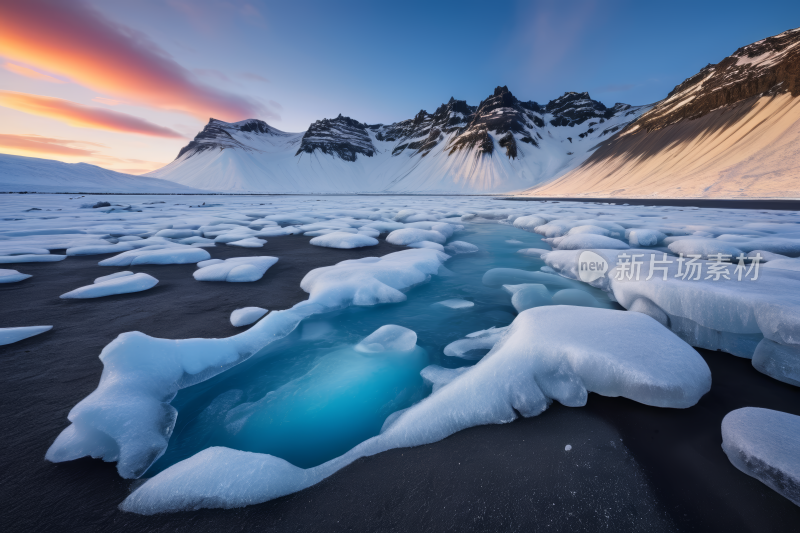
[1,234,799,532]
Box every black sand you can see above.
[1,236,799,532]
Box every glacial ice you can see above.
[309,231,379,249]
[193,257,279,283]
[721,407,800,506]
[503,283,552,312]
[0,325,52,345]
[551,234,629,251]
[407,240,445,252]
[667,238,743,259]
[99,245,210,266]
[444,326,509,359]
[0,268,31,283]
[230,307,268,327]
[61,273,158,299]
[354,325,417,353]
[420,365,470,393]
[628,229,666,247]
[121,306,710,514]
[67,243,136,256]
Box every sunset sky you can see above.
[0,0,797,174]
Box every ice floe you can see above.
[721,407,800,506]
[100,245,210,266]
[0,268,31,283]
[61,273,158,299]
[309,232,378,249]
[194,257,278,282]
[0,325,52,345]
[230,307,268,327]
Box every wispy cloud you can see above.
[513,0,599,75]
[3,62,66,84]
[0,133,102,156]
[0,0,270,121]
[92,97,123,106]
[0,91,184,138]
[240,72,270,83]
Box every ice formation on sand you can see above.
[354,325,417,353]
[193,257,278,283]
[434,299,474,309]
[309,232,379,249]
[0,325,52,345]
[61,273,158,299]
[120,306,709,514]
[0,254,65,264]
[721,407,800,506]
[752,340,800,386]
[47,248,448,480]
[227,237,266,248]
[0,268,31,283]
[230,307,268,327]
[94,271,133,284]
[542,248,800,365]
[99,245,210,266]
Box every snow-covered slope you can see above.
[0,153,201,193]
[146,89,645,193]
[524,27,800,199]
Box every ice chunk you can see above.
[0,254,66,263]
[99,246,210,266]
[0,325,52,345]
[551,288,599,308]
[628,229,666,247]
[309,232,378,249]
[194,257,279,283]
[420,365,470,393]
[503,283,552,312]
[434,299,474,309]
[197,259,224,268]
[552,234,629,251]
[61,273,158,299]
[444,241,478,254]
[227,237,266,248]
[355,325,417,353]
[482,268,579,290]
[0,268,31,283]
[763,259,800,272]
[752,339,800,386]
[517,248,548,259]
[668,238,743,260]
[721,408,800,506]
[94,271,134,284]
[386,228,446,245]
[406,240,444,252]
[512,215,548,232]
[155,229,202,239]
[363,221,405,233]
[444,326,509,359]
[0,247,50,256]
[230,307,268,327]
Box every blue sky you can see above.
[1,0,797,172]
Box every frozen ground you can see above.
[1,193,799,528]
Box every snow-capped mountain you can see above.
[0,153,200,193]
[146,87,645,193]
[526,27,800,198]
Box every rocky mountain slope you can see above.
[525,27,800,198]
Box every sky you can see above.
[0,0,798,174]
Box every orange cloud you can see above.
[0,0,268,122]
[3,62,65,84]
[0,133,101,157]
[92,97,123,106]
[0,91,184,138]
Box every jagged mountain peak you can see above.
[176,118,288,159]
[296,114,374,162]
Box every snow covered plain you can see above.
[1,193,798,513]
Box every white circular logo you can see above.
[578,251,608,282]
